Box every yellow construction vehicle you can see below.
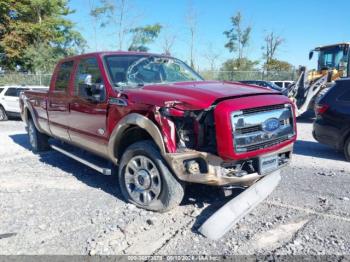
[288,42,350,116]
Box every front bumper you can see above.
[165,143,293,187]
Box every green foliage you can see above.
[221,58,259,71]
[89,0,115,28]
[223,12,251,59]
[128,24,162,52]
[264,59,293,71]
[0,0,85,72]
[23,42,70,73]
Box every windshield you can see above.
[318,46,347,70]
[104,55,203,87]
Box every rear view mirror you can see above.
[309,51,314,60]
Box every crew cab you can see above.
[20,52,297,212]
[0,85,48,121]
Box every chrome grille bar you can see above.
[231,104,295,153]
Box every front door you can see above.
[68,56,109,158]
[47,60,74,140]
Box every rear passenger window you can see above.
[55,61,74,91]
[0,88,3,94]
[4,88,17,97]
[4,88,28,97]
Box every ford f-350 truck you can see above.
[20,51,296,212]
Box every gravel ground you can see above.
[0,116,349,256]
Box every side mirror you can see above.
[84,74,92,85]
[78,74,105,102]
[309,51,314,60]
[88,84,105,103]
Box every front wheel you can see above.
[118,140,184,212]
[344,137,350,162]
[28,119,50,152]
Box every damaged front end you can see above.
[153,99,295,187]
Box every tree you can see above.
[221,58,259,72]
[23,43,66,73]
[262,31,285,70]
[185,0,197,68]
[91,0,140,50]
[263,59,293,72]
[161,27,177,55]
[128,24,162,52]
[0,0,85,72]
[224,11,252,64]
[203,43,221,71]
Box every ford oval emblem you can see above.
[262,118,280,132]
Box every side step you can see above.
[50,144,112,176]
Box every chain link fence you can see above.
[0,73,52,86]
[199,70,298,82]
[0,70,297,87]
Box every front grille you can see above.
[245,137,289,152]
[240,125,262,134]
[238,120,285,135]
[242,104,285,115]
[231,104,295,153]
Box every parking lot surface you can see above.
[0,117,349,255]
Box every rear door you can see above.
[47,60,74,140]
[68,56,109,157]
[3,87,27,113]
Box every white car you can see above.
[271,81,294,89]
[0,85,48,121]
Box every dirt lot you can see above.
[0,116,349,256]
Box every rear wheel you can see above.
[344,137,350,162]
[28,119,50,152]
[118,140,184,212]
[0,106,8,121]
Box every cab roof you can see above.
[60,51,172,62]
[314,42,350,51]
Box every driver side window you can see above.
[74,57,105,100]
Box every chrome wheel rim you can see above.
[28,123,35,148]
[124,155,162,206]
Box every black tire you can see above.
[344,137,350,162]
[0,106,8,121]
[118,140,184,212]
[28,119,50,152]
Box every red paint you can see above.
[22,51,296,162]
[214,95,297,160]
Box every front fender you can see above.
[107,113,166,164]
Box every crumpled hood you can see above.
[122,81,278,110]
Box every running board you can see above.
[50,145,112,176]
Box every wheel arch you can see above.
[108,113,166,164]
[22,104,44,133]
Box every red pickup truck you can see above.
[20,51,296,212]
